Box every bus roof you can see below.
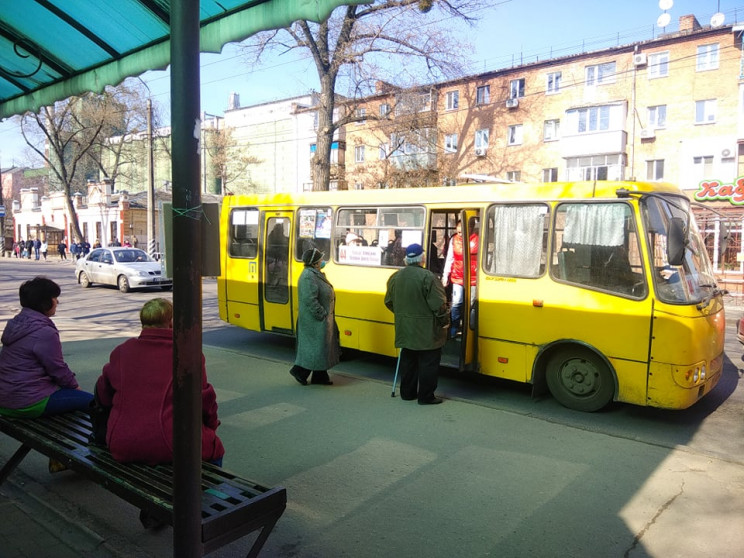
[224,181,683,207]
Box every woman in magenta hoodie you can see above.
[95,298,225,466]
[0,277,93,417]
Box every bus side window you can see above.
[229,208,259,258]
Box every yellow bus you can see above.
[217,181,725,412]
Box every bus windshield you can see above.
[641,194,717,304]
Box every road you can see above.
[0,257,743,557]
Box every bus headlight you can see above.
[693,368,699,382]
[700,365,706,380]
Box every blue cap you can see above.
[405,243,423,257]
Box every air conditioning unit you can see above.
[474,147,487,157]
[639,128,655,139]
[633,53,647,66]
[505,98,519,108]
[722,148,732,158]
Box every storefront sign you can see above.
[694,178,744,205]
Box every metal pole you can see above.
[170,1,203,556]
[147,99,156,258]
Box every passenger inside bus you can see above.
[442,217,479,339]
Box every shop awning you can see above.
[0,0,366,118]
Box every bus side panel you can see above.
[476,276,654,383]
[477,338,531,382]
[608,358,650,406]
[223,257,260,330]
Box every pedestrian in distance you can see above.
[385,243,449,405]
[33,238,41,260]
[57,241,67,260]
[0,277,94,418]
[25,238,33,259]
[94,298,225,466]
[41,240,48,260]
[69,241,78,260]
[289,247,340,386]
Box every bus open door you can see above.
[439,209,479,372]
[458,210,479,372]
[261,212,294,334]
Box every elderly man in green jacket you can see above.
[384,243,449,405]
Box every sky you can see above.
[0,0,741,168]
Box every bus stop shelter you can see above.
[0,1,364,555]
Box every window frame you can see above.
[586,61,616,86]
[509,78,525,99]
[543,119,560,142]
[354,145,365,163]
[444,133,458,153]
[475,128,490,149]
[696,44,719,72]
[648,51,669,79]
[446,90,459,110]
[476,85,490,105]
[546,71,562,94]
[695,99,717,124]
[507,124,523,146]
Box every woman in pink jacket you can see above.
[95,298,225,466]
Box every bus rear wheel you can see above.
[546,347,614,412]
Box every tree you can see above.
[241,0,483,190]
[205,126,261,195]
[18,82,152,242]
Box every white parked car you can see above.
[75,248,172,293]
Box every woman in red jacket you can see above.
[441,220,478,339]
[95,298,224,466]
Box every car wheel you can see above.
[79,272,91,288]
[545,346,614,412]
[118,275,131,293]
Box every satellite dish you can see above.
[710,12,725,28]
[657,13,671,28]
[658,0,673,10]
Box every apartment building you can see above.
[344,14,743,272]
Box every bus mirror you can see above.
[667,217,686,266]
[719,220,730,256]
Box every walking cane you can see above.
[391,349,401,397]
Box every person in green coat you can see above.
[384,243,449,405]
[290,248,339,386]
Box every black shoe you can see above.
[139,509,166,530]
[310,371,333,385]
[400,395,417,401]
[290,367,308,386]
[418,397,443,405]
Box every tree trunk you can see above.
[312,74,336,191]
[63,194,84,242]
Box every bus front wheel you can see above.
[546,347,614,412]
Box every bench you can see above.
[0,411,286,557]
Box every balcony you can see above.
[560,129,627,158]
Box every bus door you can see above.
[261,212,294,334]
[433,209,479,371]
[459,209,480,372]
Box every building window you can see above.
[646,160,664,181]
[543,168,558,182]
[354,182,363,190]
[543,119,560,141]
[476,85,490,105]
[695,99,717,124]
[444,134,458,153]
[507,125,523,145]
[647,105,666,128]
[475,128,489,149]
[446,90,459,110]
[379,143,388,160]
[576,106,610,132]
[379,103,390,116]
[546,72,562,94]
[507,171,521,182]
[693,155,714,177]
[696,44,719,71]
[586,61,616,86]
[509,78,525,99]
[566,154,624,181]
[355,107,366,124]
[355,145,365,163]
[648,51,669,78]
